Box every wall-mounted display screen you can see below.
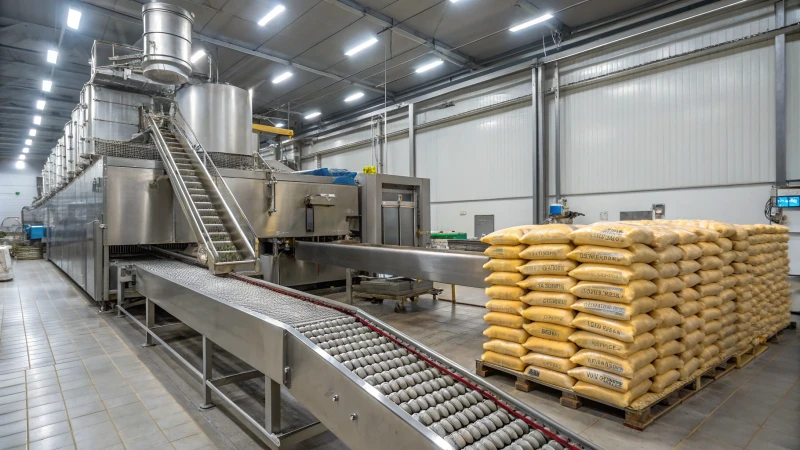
[776,196,800,208]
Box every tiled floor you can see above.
[2,260,798,450]
[0,261,217,450]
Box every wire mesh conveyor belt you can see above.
[132,259,599,450]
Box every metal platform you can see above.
[119,258,599,450]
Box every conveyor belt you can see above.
[131,258,600,450]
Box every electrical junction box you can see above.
[549,204,564,215]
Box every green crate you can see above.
[430,232,467,240]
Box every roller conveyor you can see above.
[125,258,600,450]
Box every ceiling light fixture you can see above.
[190,50,206,63]
[416,59,444,73]
[510,13,553,32]
[36,100,46,110]
[67,8,82,29]
[42,80,52,92]
[449,0,461,2]
[19,154,26,160]
[29,129,37,136]
[25,139,32,145]
[46,50,58,64]
[272,71,292,84]
[33,116,42,125]
[275,122,285,128]
[304,112,321,119]
[344,92,364,102]
[23,148,29,153]
[258,5,285,26]
[345,37,378,56]
[16,161,25,169]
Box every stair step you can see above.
[179,170,196,177]
[194,201,213,208]
[215,250,242,262]
[176,163,194,170]
[204,225,226,232]
[184,177,201,184]
[187,188,206,194]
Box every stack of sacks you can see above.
[563,223,660,408]
[515,225,580,389]
[770,225,791,334]
[729,225,754,352]
[480,227,532,372]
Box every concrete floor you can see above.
[1,260,798,450]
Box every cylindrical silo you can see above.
[141,2,194,85]
[176,83,255,155]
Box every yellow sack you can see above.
[568,331,655,359]
[719,312,737,326]
[695,283,723,297]
[521,306,576,326]
[731,262,748,274]
[571,312,657,343]
[716,237,733,251]
[697,241,722,256]
[653,292,681,308]
[650,370,680,393]
[485,244,528,259]
[517,259,578,276]
[718,300,736,314]
[568,365,655,393]
[650,308,685,327]
[519,244,574,260]
[653,277,685,294]
[719,251,737,265]
[573,380,652,408]
[570,280,657,303]
[523,365,576,389]
[698,345,720,362]
[677,287,701,302]
[698,295,722,308]
[520,353,576,373]
[569,263,658,285]
[697,307,722,321]
[677,244,703,260]
[654,340,685,358]
[520,291,577,309]
[720,264,735,277]
[698,256,723,270]
[484,312,529,329]
[700,319,722,335]
[523,322,575,342]
[519,224,576,245]
[732,240,750,251]
[680,329,705,348]
[522,336,578,357]
[680,315,704,333]
[485,285,526,300]
[484,272,525,286]
[481,351,525,371]
[571,297,656,321]
[485,300,526,315]
[652,325,685,345]
[483,326,529,344]
[679,357,701,381]
[567,243,657,266]
[719,276,737,289]
[652,263,680,279]
[676,260,702,275]
[700,333,717,347]
[677,273,702,289]
[570,348,658,378]
[680,345,702,363]
[517,275,577,293]
[655,246,683,264]
[648,227,681,248]
[483,339,529,357]
[653,355,683,375]
[697,269,723,284]
[675,301,702,317]
[480,226,531,245]
[483,259,525,272]
[569,222,654,248]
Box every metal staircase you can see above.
[145,110,257,274]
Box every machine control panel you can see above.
[771,186,800,209]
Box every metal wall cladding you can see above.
[556,42,776,195]
[788,38,800,180]
[176,84,254,155]
[85,84,152,152]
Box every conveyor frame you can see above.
[116,258,599,450]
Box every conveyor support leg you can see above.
[200,336,214,410]
[143,298,155,347]
[345,268,353,305]
[265,378,281,433]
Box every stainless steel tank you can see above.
[141,2,193,85]
[63,121,74,178]
[176,84,255,155]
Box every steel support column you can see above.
[143,298,155,347]
[200,337,214,409]
[265,378,281,433]
[554,62,561,199]
[531,66,540,224]
[536,65,547,223]
[408,103,416,177]
[775,0,787,186]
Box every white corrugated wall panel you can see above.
[320,145,374,171]
[416,102,533,203]
[789,0,800,24]
[431,199,533,238]
[787,37,800,180]
[558,42,775,195]
[417,75,531,124]
[387,137,410,177]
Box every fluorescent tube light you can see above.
[42,80,52,92]
[258,5,285,26]
[67,8,82,29]
[47,50,58,64]
[304,112,321,119]
[345,37,378,56]
[272,71,292,84]
[344,92,364,102]
[416,60,444,73]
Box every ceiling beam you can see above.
[323,0,483,70]
[78,1,392,98]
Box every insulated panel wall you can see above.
[431,198,533,238]
[0,164,39,227]
[788,37,800,180]
[557,42,776,195]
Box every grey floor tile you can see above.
[28,410,69,430]
[162,421,202,442]
[64,393,101,409]
[27,384,63,398]
[148,403,184,420]
[28,401,66,418]
[154,411,192,431]
[0,420,26,438]
[118,420,161,440]
[693,411,764,447]
[29,433,75,450]
[112,410,153,431]
[29,393,64,408]
[0,432,27,450]
[66,401,105,419]
[0,411,26,427]
[170,433,213,450]
[29,421,72,443]
[108,401,147,420]
[744,427,798,449]
[73,422,122,450]
[121,430,169,450]
[103,393,140,409]
[70,410,111,430]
